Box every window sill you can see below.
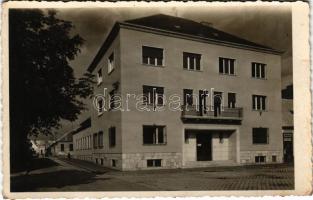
[183,68,202,72]
[252,109,268,112]
[97,81,103,86]
[252,77,267,80]
[143,143,167,146]
[219,73,236,76]
[108,68,115,75]
[252,143,269,145]
[142,103,165,106]
[142,63,165,68]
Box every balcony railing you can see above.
[181,105,243,123]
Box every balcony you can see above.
[181,105,243,124]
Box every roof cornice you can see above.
[120,22,283,55]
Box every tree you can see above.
[9,9,94,171]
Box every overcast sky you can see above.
[44,5,292,139]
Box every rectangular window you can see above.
[183,52,201,71]
[60,144,64,152]
[228,93,236,108]
[108,53,115,74]
[219,57,235,75]
[93,133,98,149]
[98,131,104,148]
[252,128,269,144]
[109,127,116,147]
[112,159,116,167]
[252,95,266,110]
[97,98,104,114]
[69,144,73,151]
[272,155,277,162]
[147,159,162,167]
[252,62,266,79]
[142,46,163,66]
[183,89,193,106]
[255,156,266,163]
[143,85,164,106]
[97,68,103,85]
[109,90,116,110]
[143,125,166,145]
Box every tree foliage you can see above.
[9,9,94,170]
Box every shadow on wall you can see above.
[10,170,110,192]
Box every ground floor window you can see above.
[255,156,266,163]
[252,128,269,144]
[143,125,166,145]
[100,158,104,165]
[272,155,277,162]
[109,127,116,147]
[60,144,64,152]
[112,159,116,167]
[147,159,162,167]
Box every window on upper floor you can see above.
[93,133,98,149]
[142,46,164,66]
[252,128,269,144]
[252,95,266,111]
[109,127,116,147]
[219,57,235,75]
[183,52,201,71]
[108,53,115,74]
[143,125,166,145]
[98,131,104,148]
[97,98,104,115]
[109,90,117,110]
[228,92,236,108]
[97,68,103,85]
[183,89,193,106]
[252,62,266,79]
[143,85,164,106]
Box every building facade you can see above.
[73,14,283,170]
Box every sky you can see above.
[43,5,292,139]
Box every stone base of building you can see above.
[73,150,283,171]
[240,150,283,164]
[121,152,182,171]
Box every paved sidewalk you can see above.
[56,157,110,174]
[11,158,294,191]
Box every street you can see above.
[11,158,294,192]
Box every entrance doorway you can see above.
[196,134,212,161]
[283,132,293,163]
